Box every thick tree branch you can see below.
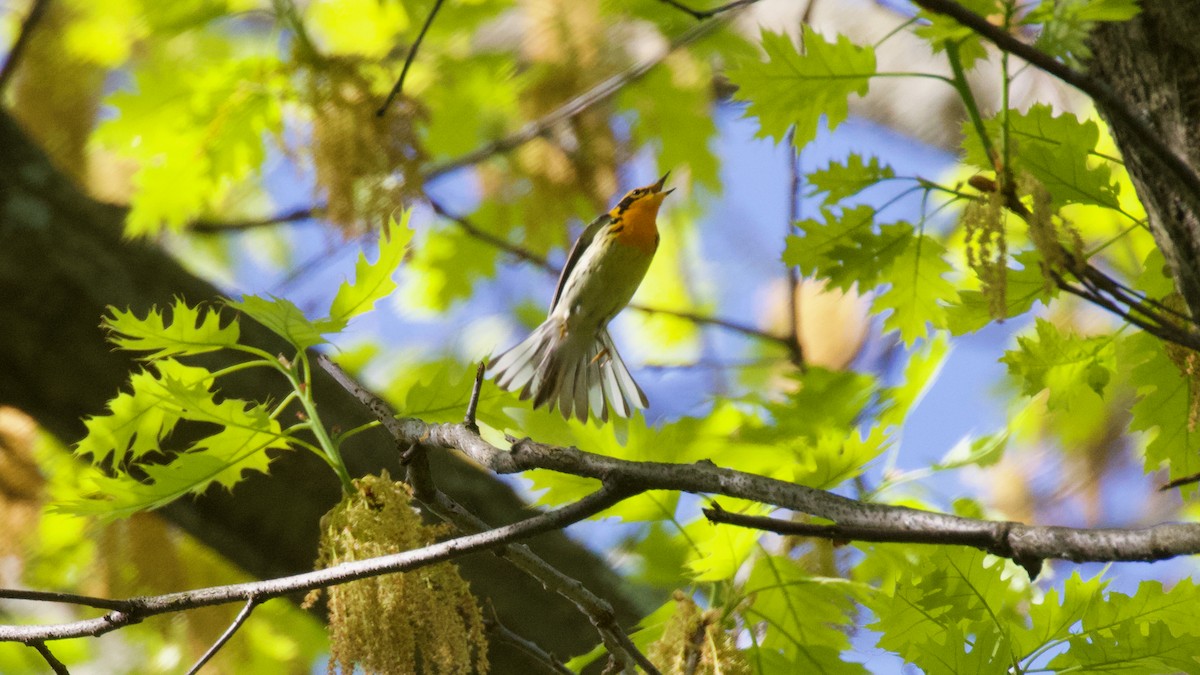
[319,357,1200,581]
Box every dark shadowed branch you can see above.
[377,0,446,116]
[656,0,761,21]
[424,17,728,180]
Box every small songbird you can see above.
[490,173,673,422]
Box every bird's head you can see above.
[612,172,674,220]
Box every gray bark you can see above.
[1089,1,1200,316]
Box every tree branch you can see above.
[484,616,574,675]
[31,641,69,675]
[0,589,134,612]
[427,195,790,348]
[318,357,1200,581]
[424,17,727,180]
[184,597,259,675]
[189,206,323,234]
[0,482,632,644]
[377,0,446,116]
[655,0,760,21]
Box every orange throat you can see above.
[613,193,665,254]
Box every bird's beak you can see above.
[651,171,671,194]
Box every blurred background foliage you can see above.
[2,0,1197,672]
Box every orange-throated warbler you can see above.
[490,173,673,422]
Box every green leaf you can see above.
[784,206,913,291]
[1046,578,1200,673]
[421,54,521,158]
[807,154,896,205]
[1011,572,1106,659]
[226,295,338,349]
[328,211,413,329]
[790,426,891,489]
[1026,0,1141,64]
[964,105,1119,209]
[947,251,1055,334]
[1001,318,1117,410]
[874,234,958,345]
[757,367,877,441]
[730,26,875,148]
[1124,331,1199,485]
[744,555,867,669]
[685,505,769,581]
[103,299,240,360]
[935,431,1008,470]
[402,224,500,312]
[68,364,289,519]
[914,0,999,70]
[870,548,1026,671]
[76,359,209,466]
[97,46,284,235]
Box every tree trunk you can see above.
[1089,0,1200,316]
[0,110,645,669]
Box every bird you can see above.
[489,172,673,423]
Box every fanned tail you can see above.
[489,323,646,422]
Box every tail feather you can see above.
[600,329,648,408]
[489,322,646,422]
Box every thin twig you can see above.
[32,642,69,675]
[184,597,259,675]
[911,0,1200,208]
[426,196,556,273]
[425,17,726,180]
[0,483,631,643]
[629,305,791,347]
[0,0,52,95]
[189,206,323,234]
[464,361,485,431]
[484,616,574,675]
[656,0,760,20]
[428,195,789,347]
[0,589,133,612]
[377,0,446,116]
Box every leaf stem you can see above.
[289,352,353,492]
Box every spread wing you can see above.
[550,213,612,312]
